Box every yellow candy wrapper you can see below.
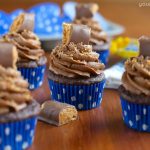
[110,37,139,59]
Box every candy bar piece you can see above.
[63,23,91,45]
[39,101,78,126]
[10,13,34,33]
[139,36,150,56]
[75,3,99,19]
[0,42,18,68]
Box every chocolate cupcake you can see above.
[73,3,110,65]
[119,56,150,132]
[48,23,105,110]
[4,13,47,90]
[0,42,40,150]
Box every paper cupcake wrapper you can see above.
[18,65,46,90]
[48,79,105,110]
[120,97,150,132]
[0,116,37,150]
[97,49,109,65]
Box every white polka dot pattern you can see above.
[79,89,83,95]
[136,115,140,121]
[0,117,37,150]
[142,124,148,131]
[22,142,29,149]
[30,130,34,137]
[78,104,83,109]
[4,145,11,150]
[121,98,150,132]
[127,105,130,110]
[143,108,147,115]
[37,76,40,81]
[124,110,127,116]
[15,135,22,142]
[92,102,97,108]
[129,120,133,127]
[29,84,34,89]
[42,68,45,73]
[49,79,105,110]
[88,96,92,101]
[95,87,98,92]
[63,88,66,94]
[71,96,76,102]
[5,128,10,136]
[50,91,52,96]
[18,65,45,90]
[57,94,61,100]
[39,81,43,86]
[31,71,36,77]
[25,124,30,130]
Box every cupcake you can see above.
[4,13,47,90]
[73,3,110,65]
[0,42,40,149]
[119,36,150,132]
[48,23,105,110]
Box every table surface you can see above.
[1,1,150,150]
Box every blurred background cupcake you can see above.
[48,23,105,110]
[3,13,47,90]
[0,42,40,150]
[119,36,150,132]
[73,3,110,65]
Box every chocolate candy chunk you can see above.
[63,23,91,45]
[39,101,78,126]
[75,3,99,19]
[139,36,150,57]
[0,42,18,68]
[10,13,34,33]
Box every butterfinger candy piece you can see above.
[139,36,150,57]
[76,3,99,19]
[39,101,78,126]
[10,13,34,32]
[0,42,18,68]
[63,23,91,45]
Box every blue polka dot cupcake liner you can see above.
[48,79,105,110]
[18,65,46,90]
[0,116,37,150]
[97,49,109,65]
[120,97,150,132]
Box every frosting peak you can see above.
[4,30,44,62]
[122,56,150,96]
[0,65,33,114]
[49,42,104,78]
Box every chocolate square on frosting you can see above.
[10,13,35,33]
[0,41,18,68]
[75,3,99,19]
[139,36,150,57]
[62,23,91,45]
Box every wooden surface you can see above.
[1,1,150,150]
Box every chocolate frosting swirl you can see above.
[49,42,104,78]
[74,18,108,46]
[0,65,33,114]
[122,56,150,96]
[3,30,45,63]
